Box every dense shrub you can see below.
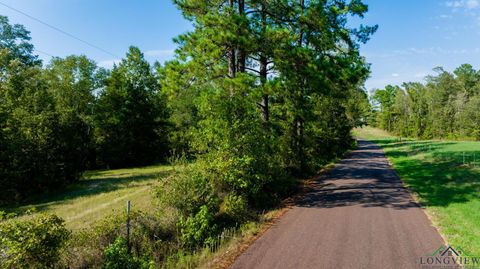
[156,162,218,217]
[62,211,176,268]
[102,237,154,269]
[0,214,70,268]
[221,194,249,222]
[178,205,217,248]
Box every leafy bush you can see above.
[0,214,70,268]
[221,194,249,222]
[62,211,175,268]
[156,163,218,217]
[178,205,217,248]
[102,237,154,269]
[62,213,124,268]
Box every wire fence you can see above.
[120,202,245,269]
[389,138,480,168]
[161,224,242,269]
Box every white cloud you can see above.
[446,0,480,9]
[98,59,120,69]
[368,47,480,59]
[414,72,428,78]
[144,49,175,57]
[392,73,400,77]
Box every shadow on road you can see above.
[296,140,420,210]
[297,140,480,210]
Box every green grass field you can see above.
[3,164,172,230]
[354,127,480,256]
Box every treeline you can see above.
[0,0,376,207]
[0,15,169,204]
[372,64,480,140]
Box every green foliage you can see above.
[1,26,171,204]
[94,46,169,168]
[221,194,249,222]
[158,0,376,252]
[372,85,400,132]
[178,205,217,248]
[355,127,480,257]
[102,237,154,269]
[63,211,172,268]
[0,15,40,66]
[2,0,377,264]
[156,162,217,217]
[44,55,106,169]
[373,65,480,140]
[0,214,70,268]
[0,49,85,203]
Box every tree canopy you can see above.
[372,65,480,140]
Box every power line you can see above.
[0,1,119,58]
[34,49,54,58]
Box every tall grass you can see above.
[3,164,172,230]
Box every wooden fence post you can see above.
[126,200,131,253]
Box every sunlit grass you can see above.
[354,126,480,256]
[4,164,172,230]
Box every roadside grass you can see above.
[161,208,286,269]
[2,164,172,230]
[354,126,480,256]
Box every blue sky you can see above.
[1,0,480,91]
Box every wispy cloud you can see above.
[392,73,400,77]
[414,72,428,78]
[439,14,453,19]
[98,59,120,69]
[144,49,175,57]
[367,47,480,59]
[446,0,480,9]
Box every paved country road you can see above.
[231,140,445,269]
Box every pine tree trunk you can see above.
[237,0,246,73]
[296,0,305,171]
[228,0,236,96]
[260,0,269,122]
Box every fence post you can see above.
[126,200,131,253]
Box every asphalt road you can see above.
[231,140,446,269]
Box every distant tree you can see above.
[44,55,107,169]
[454,64,480,98]
[95,47,169,168]
[0,49,82,203]
[0,18,96,203]
[375,64,480,141]
[345,88,372,128]
[372,85,399,132]
[0,15,40,65]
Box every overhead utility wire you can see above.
[34,49,54,58]
[0,1,119,58]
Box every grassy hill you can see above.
[354,127,480,256]
[3,164,172,230]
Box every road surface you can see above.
[231,140,445,269]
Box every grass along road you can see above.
[354,127,480,256]
[3,164,172,230]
